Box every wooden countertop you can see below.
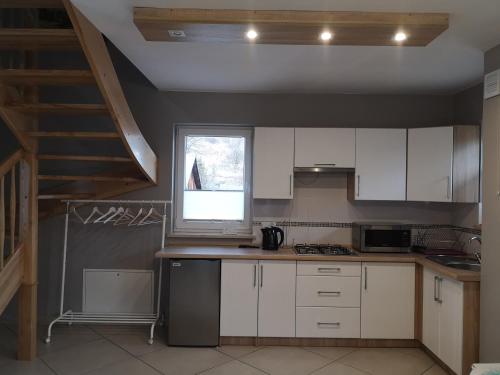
[155,246,480,282]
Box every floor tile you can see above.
[394,348,434,367]
[304,347,357,361]
[0,324,18,368]
[216,345,262,359]
[84,357,161,375]
[91,324,154,336]
[140,346,232,375]
[104,333,166,356]
[1,358,56,375]
[41,338,132,375]
[38,324,102,355]
[339,348,433,375]
[240,346,331,375]
[311,362,370,375]
[422,365,449,375]
[199,359,267,375]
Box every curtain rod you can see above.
[62,199,172,204]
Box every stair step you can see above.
[38,193,93,200]
[38,175,143,182]
[0,69,95,86]
[0,28,80,50]
[37,154,132,162]
[5,103,108,115]
[0,0,63,8]
[27,131,120,139]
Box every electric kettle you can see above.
[261,226,284,250]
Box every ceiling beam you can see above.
[133,8,449,46]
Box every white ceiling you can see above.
[71,0,500,94]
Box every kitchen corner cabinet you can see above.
[294,128,355,168]
[407,126,480,203]
[220,259,296,338]
[361,263,415,339]
[253,127,294,199]
[422,268,468,375]
[351,128,407,201]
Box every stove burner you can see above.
[294,244,357,256]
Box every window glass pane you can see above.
[184,136,245,192]
[183,191,244,220]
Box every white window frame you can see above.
[173,125,253,235]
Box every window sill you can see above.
[169,232,255,240]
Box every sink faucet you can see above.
[469,236,481,264]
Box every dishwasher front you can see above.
[167,259,221,346]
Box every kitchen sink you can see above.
[426,255,480,272]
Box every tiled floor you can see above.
[0,323,447,375]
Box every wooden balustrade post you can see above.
[17,154,37,361]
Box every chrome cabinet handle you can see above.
[289,174,292,196]
[437,277,443,303]
[314,163,337,166]
[260,264,263,288]
[317,322,340,327]
[364,266,368,290]
[253,264,257,287]
[446,176,451,200]
[357,175,360,197]
[317,291,341,296]
[433,276,439,302]
[317,267,341,273]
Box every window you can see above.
[173,126,252,235]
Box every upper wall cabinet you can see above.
[294,128,355,169]
[351,128,407,201]
[407,126,480,203]
[253,127,294,199]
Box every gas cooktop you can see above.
[294,244,357,256]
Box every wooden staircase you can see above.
[0,0,158,217]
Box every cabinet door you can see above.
[407,127,453,202]
[294,128,355,168]
[220,260,258,336]
[258,260,296,337]
[355,128,407,200]
[253,128,294,199]
[361,263,415,339]
[438,277,464,375]
[422,268,440,356]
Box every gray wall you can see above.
[480,43,500,361]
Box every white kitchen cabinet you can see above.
[422,268,464,375]
[361,262,415,339]
[253,127,294,199]
[258,260,296,337]
[294,128,355,168]
[296,276,360,307]
[353,128,407,201]
[296,307,360,338]
[220,260,259,337]
[407,127,454,202]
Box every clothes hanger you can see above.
[128,207,144,226]
[103,207,124,224]
[138,205,163,225]
[84,206,105,224]
[113,208,136,226]
[94,206,117,223]
[72,206,86,224]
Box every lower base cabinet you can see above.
[220,259,296,338]
[422,267,464,375]
[296,307,360,338]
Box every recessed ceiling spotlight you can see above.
[320,31,333,42]
[246,29,258,40]
[394,31,408,42]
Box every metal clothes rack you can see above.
[45,199,171,345]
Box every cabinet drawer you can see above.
[296,276,360,307]
[297,261,361,277]
[296,307,360,338]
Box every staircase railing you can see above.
[0,148,29,315]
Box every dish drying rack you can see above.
[45,199,171,345]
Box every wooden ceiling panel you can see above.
[133,8,449,47]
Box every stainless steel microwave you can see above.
[352,222,411,253]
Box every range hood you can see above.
[294,166,355,173]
